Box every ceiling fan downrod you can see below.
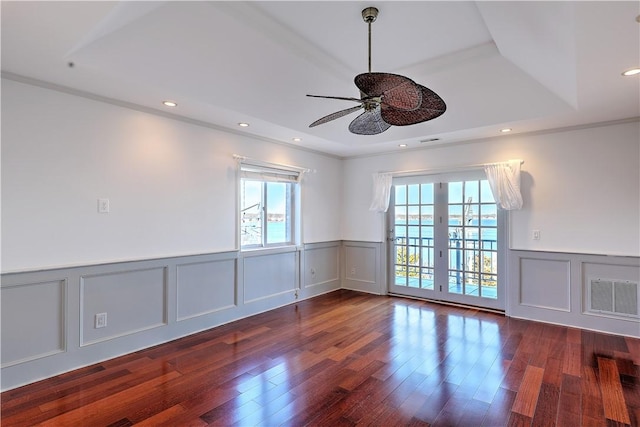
[362,7,378,73]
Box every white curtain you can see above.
[369,172,393,212]
[484,160,523,210]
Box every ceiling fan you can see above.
[307,7,446,135]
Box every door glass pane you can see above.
[421,267,434,290]
[480,204,497,226]
[395,264,407,286]
[421,205,434,223]
[447,180,498,300]
[408,184,420,204]
[449,204,463,229]
[421,227,433,245]
[393,183,434,289]
[395,206,407,225]
[480,180,495,203]
[421,184,434,204]
[449,181,463,203]
[465,180,479,204]
[395,185,407,205]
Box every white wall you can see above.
[343,120,640,257]
[1,78,343,272]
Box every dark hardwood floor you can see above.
[2,290,639,426]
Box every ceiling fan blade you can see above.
[306,94,365,103]
[309,105,363,127]
[381,84,446,126]
[348,106,391,135]
[355,73,421,111]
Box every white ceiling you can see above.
[2,1,639,157]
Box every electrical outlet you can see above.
[350,267,356,275]
[532,229,541,240]
[95,312,107,328]
[310,268,316,277]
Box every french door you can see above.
[387,171,506,311]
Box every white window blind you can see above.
[234,155,307,183]
[240,164,301,183]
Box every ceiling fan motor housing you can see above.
[362,7,379,23]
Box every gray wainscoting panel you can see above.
[80,267,168,346]
[1,280,66,367]
[342,241,384,294]
[519,257,571,311]
[176,258,236,321]
[303,242,340,288]
[1,246,342,391]
[242,249,298,303]
[509,250,639,337]
[582,261,640,320]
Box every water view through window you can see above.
[241,180,292,247]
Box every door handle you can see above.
[387,228,395,242]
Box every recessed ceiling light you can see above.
[292,137,302,142]
[162,101,177,107]
[500,128,512,133]
[238,122,250,127]
[398,144,408,148]
[622,68,640,76]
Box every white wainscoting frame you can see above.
[302,242,341,294]
[342,241,385,295]
[509,250,640,337]
[1,243,342,391]
[0,279,67,367]
[518,257,571,312]
[176,258,237,322]
[79,266,169,346]
[241,246,299,304]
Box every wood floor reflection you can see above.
[2,290,639,426]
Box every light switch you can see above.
[98,198,110,213]
[532,229,540,240]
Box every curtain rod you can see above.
[383,159,524,177]
[232,154,312,173]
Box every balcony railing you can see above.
[394,236,498,296]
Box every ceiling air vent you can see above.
[588,278,639,318]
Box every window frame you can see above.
[238,160,302,251]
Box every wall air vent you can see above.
[588,278,639,318]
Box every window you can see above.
[239,162,300,249]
